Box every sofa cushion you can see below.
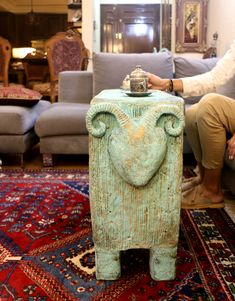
[59,71,93,103]
[0,132,38,154]
[174,56,235,103]
[174,56,218,104]
[0,100,51,135]
[0,86,42,106]
[93,52,174,96]
[35,103,90,137]
[216,75,235,99]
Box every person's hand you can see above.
[147,73,166,90]
[227,133,235,160]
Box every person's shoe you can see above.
[182,176,201,192]
[182,185,225,209]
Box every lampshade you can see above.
[12,47,36,59]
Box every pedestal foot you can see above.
[149,247,177,280]
[95,249,121,280]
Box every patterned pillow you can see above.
[0,86,42,106]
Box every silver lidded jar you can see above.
[130,65,148,93]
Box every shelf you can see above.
[67,1,82,31]
[68,3,81,9]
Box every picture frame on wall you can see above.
[175,0,208,53]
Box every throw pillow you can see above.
[0,86,42,106]
[93,52,174,96]
[174,56,235,102]
[174,56,218,104]
[216,76,235,100]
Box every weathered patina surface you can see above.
[86,89,184,281]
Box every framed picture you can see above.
[175,0,208,53]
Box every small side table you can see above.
[86,89,184,281]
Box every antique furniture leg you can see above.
[95,249,121,280]
[42,153,54,167]
[149,246,177,280]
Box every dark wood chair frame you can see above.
[0,36,11,86]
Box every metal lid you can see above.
[130,65,147,79]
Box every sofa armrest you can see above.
[58,71,93,104]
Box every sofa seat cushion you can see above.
[93,52,174,96]
[0,100,51,135]
[0,132,38,153]
[35,103,90,137]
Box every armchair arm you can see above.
[58,71,93,104]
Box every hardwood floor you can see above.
[0,144,89,170]
[0,145,234,222]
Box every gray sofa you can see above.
[35,51,235,194]
[35,72,93,166]
[0,100,51,166]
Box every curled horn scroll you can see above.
[86,103,131,137]
[143,105,185,137]
[86,103,184,187]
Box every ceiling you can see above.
[0,0,67,14]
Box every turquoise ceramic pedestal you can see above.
[86,89,185,281]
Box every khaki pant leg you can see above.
[185,103,202,162]
[196,93,235,169]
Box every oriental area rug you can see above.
[0,169,234,301]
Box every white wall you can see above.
[82,0,94,71]
[82,0,93,52]
[83,0,235,66]
[207,0,235,56]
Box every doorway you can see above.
[101,4,161,53]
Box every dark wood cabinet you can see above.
[0,12,67,47]
[101,4,161,53]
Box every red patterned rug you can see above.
[0,169,234,301]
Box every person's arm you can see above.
[148,39,235,97]
[147,73,184,93]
